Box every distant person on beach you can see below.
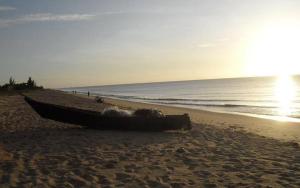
[88,91,90,97]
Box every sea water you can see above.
[62,76,300,122]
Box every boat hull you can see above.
[24,97,192,131]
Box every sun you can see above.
[244,23,300,77]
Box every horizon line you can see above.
[58,74,300,89]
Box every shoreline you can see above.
[107,97,300,123]
[70,91,300,123]
[75,92,300,143]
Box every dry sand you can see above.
[0,90,300,187]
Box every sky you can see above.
[0,0,300,88]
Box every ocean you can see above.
[62,75,300,122]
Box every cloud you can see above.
[20,13,95,22]
[197,37,230,48]
[0,6,16,11]
[0,9,173,28]
[197,43,216,48]
[0,13,96,27]
[217,37,229,42]
[98,11,127,16]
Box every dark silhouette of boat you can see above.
[24,96,192,131]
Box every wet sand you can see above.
[0,90,300,187]
[102,97,300,144]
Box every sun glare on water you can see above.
[274,75,296,117]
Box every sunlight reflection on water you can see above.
[274,75,297,117]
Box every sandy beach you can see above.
[1,89,300,187]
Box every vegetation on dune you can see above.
[0,77,43,91]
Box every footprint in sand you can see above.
[0,144,13,161]
[98,175,112,186]
[115,172,133,184]
[124,164,140,173]
[103,159,118,169]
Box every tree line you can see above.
[0,77,43,91]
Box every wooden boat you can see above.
[24,96,192,131]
